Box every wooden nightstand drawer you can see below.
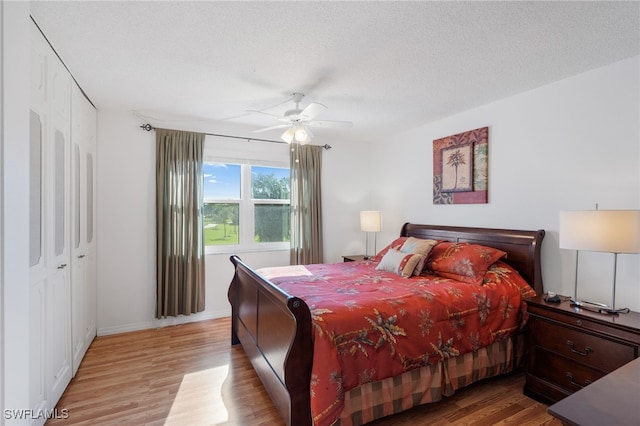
[533,318,636,372]
[531,304,640,345]
[532,348,607,393]
[523,295,640,405]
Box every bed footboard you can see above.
[228,255,313,426]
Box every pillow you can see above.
[485,261,537,299]
[371,237,408,262]
[399,237,438,275]
[375,248,426,278]
[426,242,506,285]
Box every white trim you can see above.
[2,2,30,422]
[0,2,5,423]
[96,309,230,336]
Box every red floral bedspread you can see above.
[261,260,536,426]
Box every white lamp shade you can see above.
[559,210,640,254]
[360,211,382,232]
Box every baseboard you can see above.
[97,308,230,336]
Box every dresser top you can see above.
[548,357,640,425]
[525,295,640,332]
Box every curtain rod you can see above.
[139,123,332,150]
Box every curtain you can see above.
[290,144,324,265]
[156,129,205,318]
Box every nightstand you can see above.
[342,254,367,262]
[523,294,640,405]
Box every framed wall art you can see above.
[433,127,488,205]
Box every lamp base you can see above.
[570,299,630,315]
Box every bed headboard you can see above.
[401,223,545,295]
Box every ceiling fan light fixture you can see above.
[254,92,352,142]
[294,126,309,143]
[281,128,295,144]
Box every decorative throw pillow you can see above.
[399,237,438,275]
[375,248,426,278]
[426,242,506,285]
[371,237,408,262]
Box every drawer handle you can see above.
[567,340,593,356]
[566,372,591,388]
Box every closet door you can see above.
[30,20,96,417]
[29,27,49,414]
[30,21,73,414]
[47,49,73,406]
[70,84,97,374]
[84,102,98,346]
[70,126,86,374]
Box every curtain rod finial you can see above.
[140,123,154,132]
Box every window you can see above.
[203,162,290,253]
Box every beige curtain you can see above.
[290,144,324,265]
[156,129,205,318]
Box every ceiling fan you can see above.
[250,93,352,144]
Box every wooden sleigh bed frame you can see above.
[228,223,545,426]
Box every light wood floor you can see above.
[48,317,562,426]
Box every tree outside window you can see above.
[252,166,290,244]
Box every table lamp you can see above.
[360,211,382,259]
[559,209,640,314]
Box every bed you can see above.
[228,223,544,426]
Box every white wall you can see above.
[2,0,31,421]
[319,138,372,262]
[369,56,640,311]
[96,57,639,333]
[96,111,370,334]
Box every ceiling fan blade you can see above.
[308,120,353,129]
[299,102,327,121]
[217,111,253,121]
[253,124,290,133]
[245,110,282,120]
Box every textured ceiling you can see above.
[30,1,639,143]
